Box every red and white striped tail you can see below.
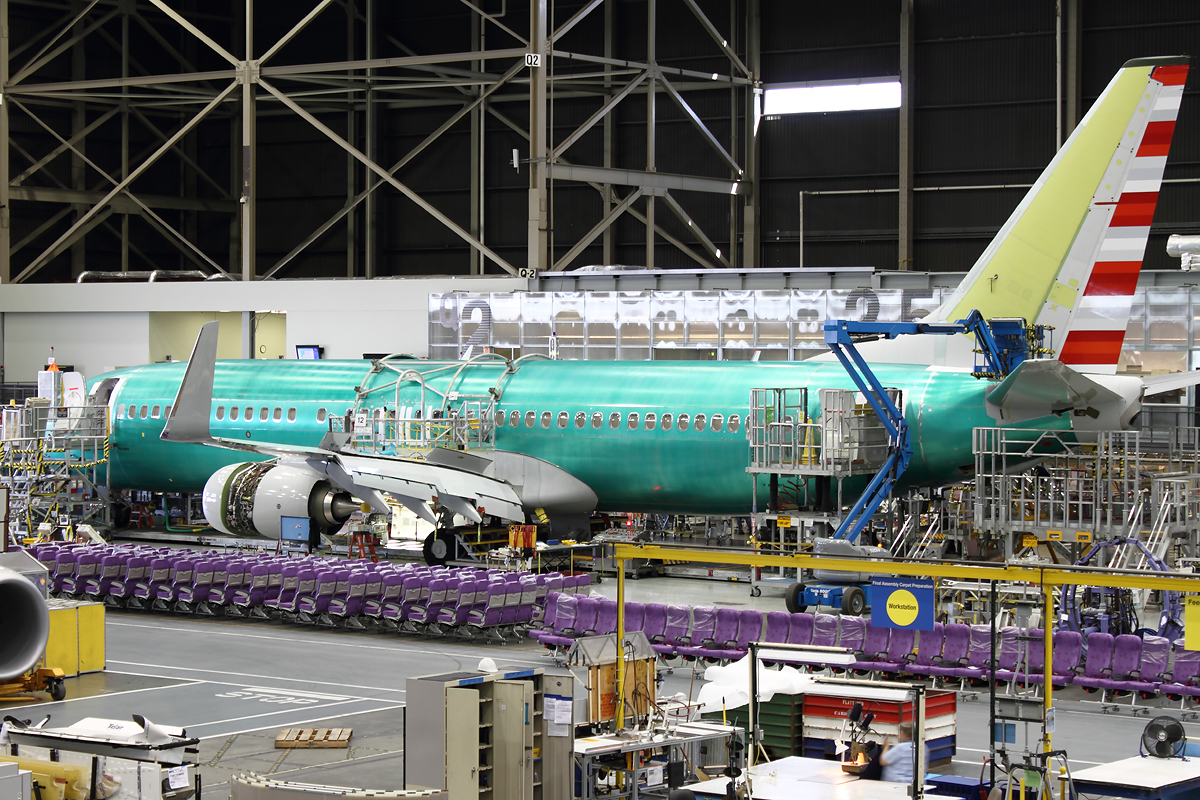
[1054,61,1189,373]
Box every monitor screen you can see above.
[296,345,322,360]
[280,516,311,542]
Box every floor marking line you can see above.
[188,697,379,730]
[107,662,409,696]
[11,679,204,706]
[107,621,550,665]
[207,734,239,767]
[267,748,291,775]
[197,704,407,740]
[201,747,406,789]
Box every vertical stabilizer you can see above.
[934,56,1189,373]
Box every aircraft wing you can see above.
[985,359,1122,424]
[160,321,524,526]
[1141,370,1200,397]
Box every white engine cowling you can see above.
[202,461,358,538]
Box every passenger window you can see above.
[216,406,225,421]
[165,405,172,418]
[711,414,723,432]
[592,412,603,429]
[574,412,586,429]
[557,411,569,428]
[259,407,269,421]
[678,413,689,431]
[140,405,149,419]
[729,414,741,433]
[495,410,506,427]
[694,413,706,432]
[644,412,656,430]
[317,408,327,423]
[609,412,621,430]
[510,410,521,428]
[273,407,282,422]
[246,407,255,420]
[526,411,536,428]
[541,411,552,429]
[627,412,639,430]
[287,408,297,422]
[660,413,672,430]
[231,406,240,421]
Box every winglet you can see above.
[160,321,218,443]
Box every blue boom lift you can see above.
[784,312,1050,615]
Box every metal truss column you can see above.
[345,0,357,278]
[1064,0,1081,135]
[364,0,377,279]
[743,0,760,269]
[470,8,482,275]
[0,0,8,284]
[241,0,256,281]
[527,0,549,275]
[602,0,614,266]
[645,0,657,269]
[898,0,914,270]
[70,0,86,278]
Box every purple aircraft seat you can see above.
[524,590,560,639]
[623,602,646,634]
[950,625,998,685]
[924,623,972,679]
[593,600,619,636]
[468,583,509,629]
[675,607,719,661]
[178,560,216,611]
[763,611,791,644]
[61,551,101,596]
[1163,645,1200,701]
[437,580,480,630]
[404,577,449,629]
[532,574,552,607]
[572,574,592,593]
[328,571,370,623]
[906,623,946,677]
[262,561,286,605]
[365,572,405,620]
[536,595,593,649]
[1126,635,1171,698]
[853,624,891,665]
[264,564,302,612]
[533,575,565,623]
[531,593,577,645]
[642,604,668,644]
[153,558,195,609]
[108,556,149,603]
[652,604,693,657]
[34,546,60,572]
[717,610,765,661]
[1093,634,1144,698]
[83,554,126,600]
[51,550,79,594]
[1073,632,1116,692]
[278,567,319,615]
[873,627,917,674]
[208,561,249,607]
[571,596,601,637]
[1048,630,1084,687]
[1013,629,1046,685]
[836,617,866,670]
[298,568,345,619]
[500,579,526,626]
[131,557,173,606]
[812,613,839,648]
[392,575,425,621]
[230,564,272,616]
[787,613,815,647]
[515,580,540,625]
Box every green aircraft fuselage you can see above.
[91,358,1058,514]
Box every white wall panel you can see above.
[4,312,149,380]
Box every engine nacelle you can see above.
[202,462,358,538]
[0,564,49,681]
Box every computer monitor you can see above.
[280,515,311,543]
[295,345,323,360]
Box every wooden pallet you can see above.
[274,728,352,749]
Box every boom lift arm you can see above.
[821,312,1050,543]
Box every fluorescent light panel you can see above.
[764,80,901,116]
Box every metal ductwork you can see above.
[0,564,49,681]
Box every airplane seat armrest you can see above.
[1160,671,1173,682]
[1100,668,1112,676]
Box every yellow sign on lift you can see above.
[1186,598,1200,651]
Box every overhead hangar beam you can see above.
[10,186,236,213]
[547,164,747,196]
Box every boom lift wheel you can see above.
[750,586,761,598]
[47,677,66,702]
[785,582,807,614]
[422,529,457,567]
[841,586,866,616]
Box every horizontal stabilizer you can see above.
[1141,371,1200,397]
[986,360,1122,424]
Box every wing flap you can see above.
[986,359,1122,424]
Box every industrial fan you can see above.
[1140,716,1187,759]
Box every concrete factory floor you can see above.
[0,576,1184,797]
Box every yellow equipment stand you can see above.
[0,599,104,703]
